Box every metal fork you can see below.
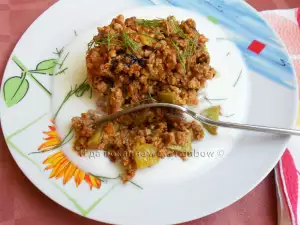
[95,103,300,136]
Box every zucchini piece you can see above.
[167,132,192,152]
[158,92,179,104]
[167,143,192,152]
[87,125,104,147]
[133,114,147,126]
[134,144,160,169]
[88,122,118,148]
[201,106,220,135]
[140,35,153,47]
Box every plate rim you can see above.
[0,0,298,224]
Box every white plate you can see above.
[0,0,297,224]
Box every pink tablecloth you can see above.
[0,0,298,224]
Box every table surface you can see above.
[0,0,299,225]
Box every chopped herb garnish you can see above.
[136,18,163,29]
[91,174,120,182]
[87,39,95,52]
[91,173,143,190]
[124,95,156,109]
[171,40,186,73]
[204,96,212,105]
[168,16,187,39]
[171,33,199,73]
[108,33,120,51]
[129,180,143,190]
[122,31,140,53]
[221,113,235,118]
[95,33,120,50]
[185,34,198,71]
[53,79,92,120]
[107,32,111,51]
[53,87,74,120]
[90,87,93,98]
[233,70,243,87]
[60,128,74,144]
[204,97,228,101]
[136,93,157,105]
[74,79,92,97]
[59,52,70,69]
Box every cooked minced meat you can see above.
[86,15,216,114]
[72,109,204,182]
[72,15,218,182]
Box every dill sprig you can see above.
[122,31,140,53]
[171,33,198,73]
[108,33,120,50]
[88,39,95,52]
[53,88,75,120]
[74,79,92,97]
[185,34,198,71]
[205,97,228,101]
[59,52,69,69]
[95,33,120,51]
[29,128,73,155]
[107,32,112,51]
[168,16,187,39]
[171,40,186,73]
[233,69,243,87]
[129,181,143,190]
[53,79,92,120]
[136,18,163,29]
[90,87,93,98]
[59,128,74,146]
[221,113,235,118]
[91,174,120,182]
[137,93,157,104]
[127,92,156,108]
[91,174,143,190]
[204,96,212,105]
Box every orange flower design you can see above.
[39,121,101,190]
[38,121,61,151]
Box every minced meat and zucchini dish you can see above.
[71,15,220,182]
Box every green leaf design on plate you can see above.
[3,75,29,107]
[207,16,219,24]
[32,59,57,75]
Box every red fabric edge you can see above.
[278,159,295,225]
[278,149,299,225]
[297,8,300,27]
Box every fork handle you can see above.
[195,114,300,136]
[94,102,300,136]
